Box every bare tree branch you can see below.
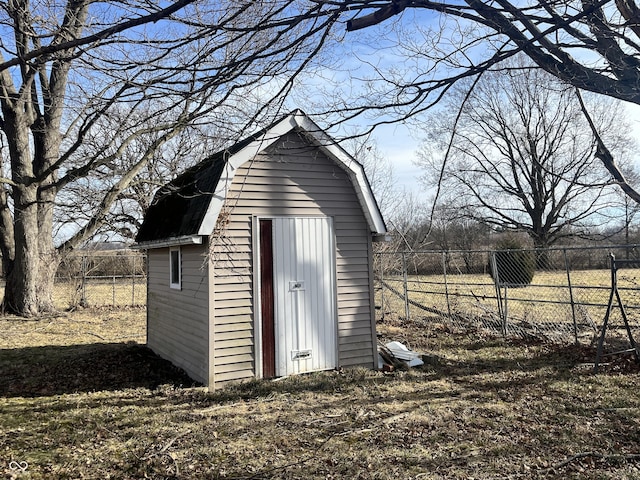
[574,88,640,205]
[0,0,199,72]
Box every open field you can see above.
[0,278,147,310]
[2,309,640,479]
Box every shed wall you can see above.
[212,131,376,387]
[147,244,210,384]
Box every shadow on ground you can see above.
[2,334,636,401]
[0,342,198,397]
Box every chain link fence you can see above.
[3,245,640,352]
[375,245,640,347]
[0,252,147,310]
[54,251,147,309]
[0,251,146,311]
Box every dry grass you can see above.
[0,280,147,311]
[0,308,146,349]
[2,309,640,479]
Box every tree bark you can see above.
[2,169,40,316]
[0,178,14,280]
[0,0,87,315]
[0,100,41,315]
[35,151,61,314]
[1,122,62,315]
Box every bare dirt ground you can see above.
[1,308,640,479]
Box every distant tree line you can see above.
[376,212,640,275]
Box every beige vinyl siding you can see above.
[147,244,210,384]
[211,131,376,387]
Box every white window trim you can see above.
[170,247,182,290]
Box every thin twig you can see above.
[550,451,640,471]
[232,432,339,480]
[159,430,191,454]
[143,430,192,460]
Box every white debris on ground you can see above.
[378,341,426,371]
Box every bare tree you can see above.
[54,112,227,243]
[313,0,640,202]
[385,191,431,250]
[5,0,640,316]
[431,203,490,248]
[339,0,640,108]
[343,135,399,218]
[418,58,632,253]
[609,164,640,252]
[0,1,345,316]
[425,205,491,273]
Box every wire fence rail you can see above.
[374,245,640,347]
[2,246,639,354]
[0,252,147,310]
[57,252,147,308]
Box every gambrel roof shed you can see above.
[136,110,387,389]
[137,110,386,245]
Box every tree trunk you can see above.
[0,181,14,279]
[0,87,62,315]
[34,125,62,314]
[36,248,60,314]
[0,96,41,315]
[532,238,552,270]
[3,184,40,316]
[2,185,61,316]
[37,183,59,313]
[36,189,59,313]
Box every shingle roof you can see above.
[135,126,270,244]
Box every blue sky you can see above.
[371,97,640,199]
[292,6,640,210]
[284,8,444,199]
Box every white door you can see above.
[272,217,337,376]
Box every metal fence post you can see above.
[80,255,87,307]
[379,253,385,318]
[490,251,504,326]
[503,285,509,336]
[442,251,451,317]
[131,256,136,306]
[402,251,410,321]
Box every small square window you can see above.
[170,247,181,289]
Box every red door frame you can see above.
[259,219,276,378]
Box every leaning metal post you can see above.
[595,253,640,372]
[595,254,619,372]
[564,249,579,345]
[442,251,452,318]
[402,251,410,321]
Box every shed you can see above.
[135,110,387,389]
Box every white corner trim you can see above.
[292,115,387,235]
[133,235,203,250]
[197,115,299,236]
